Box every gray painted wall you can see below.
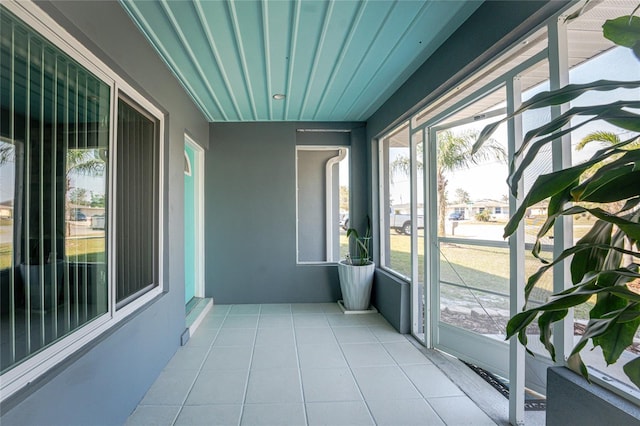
[372,270,411,333]
[1,1,209,424]
[206,122,365,304]
[546,367,640,425]
[365,0,568,335]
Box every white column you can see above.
[548,15,574,366]
[508,76,525,426]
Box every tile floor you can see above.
[126,303,497,425]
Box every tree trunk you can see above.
[437,171,447,236]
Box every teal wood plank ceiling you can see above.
[120,0,482,122]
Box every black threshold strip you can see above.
[462,361,547,411]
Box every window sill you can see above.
[1,290,165,408]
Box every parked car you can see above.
[448,211,465,220]
[390,212,423,235]
[69,210,87,221]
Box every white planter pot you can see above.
[338,260,375,311]
[19,260,64,313]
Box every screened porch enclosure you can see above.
[378,0,640,408]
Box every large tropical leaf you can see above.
[521,243,640,300]
[472,83,640,151]
[538,310,570,360]
[571,149,640,201]
[570,220,613,283]
[592,302,640,365]
[481,13,640,385]
[603,15,640,60]
[503,136,640,234]
[504,168,585,237]
[624,357,640,388]
[507,108,640,193]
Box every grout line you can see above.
[327,311,378,425]
[170,304,228,426]
[133,304,502,426]
[290,305,309,426]
[237,304,262,426]
[391,336,464,426]
[379,335,433,391]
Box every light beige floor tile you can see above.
[428,395,497,425]
[126,405,180,425]
[402,364,465,398]
[298,343,348,369]
[351,366,422,400]
[255,327,295,346]
[341,343,395,367]
[306,401,374,426]
[259,303,292,315]
[301,367,362,402]
[185,370,248,405]
[368,398,445,425]
[202,345,253,371]
[240,403,305,426]
[250,344,298,370]
[383,341,431,365]
[175,404,242,426]
[244,368,303,404]
[140,369,199,405]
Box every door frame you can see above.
[185,134,205,301]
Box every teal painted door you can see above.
[184,145,196,304]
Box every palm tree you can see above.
[576,130,640,151]
[65,149,105,235]
[575,130,640,212]
[391,129,506,235]
[66,149,105,179]
[0,140,15,165]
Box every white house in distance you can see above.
[0,200,12,219]
[448,199,510,221]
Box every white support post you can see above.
[410,123,420,334]
[548,15,574,366]
[426,127,439,349]
[508,76,525,426]
[422,127,431,346]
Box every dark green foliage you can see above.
[473,12,640,386]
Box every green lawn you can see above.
[0,242,11,269]
[379,232,593,319]
[0,237,105,268]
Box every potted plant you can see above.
[19,238,64,313]
[338,215,375,311]
[472,11,640,387]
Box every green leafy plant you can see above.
[475,210,492,222]
[472,13,640,386]
[345,216,372,266]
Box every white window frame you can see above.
[378,121,414,282]
[1,0,165,402]
[295,145,349,264]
